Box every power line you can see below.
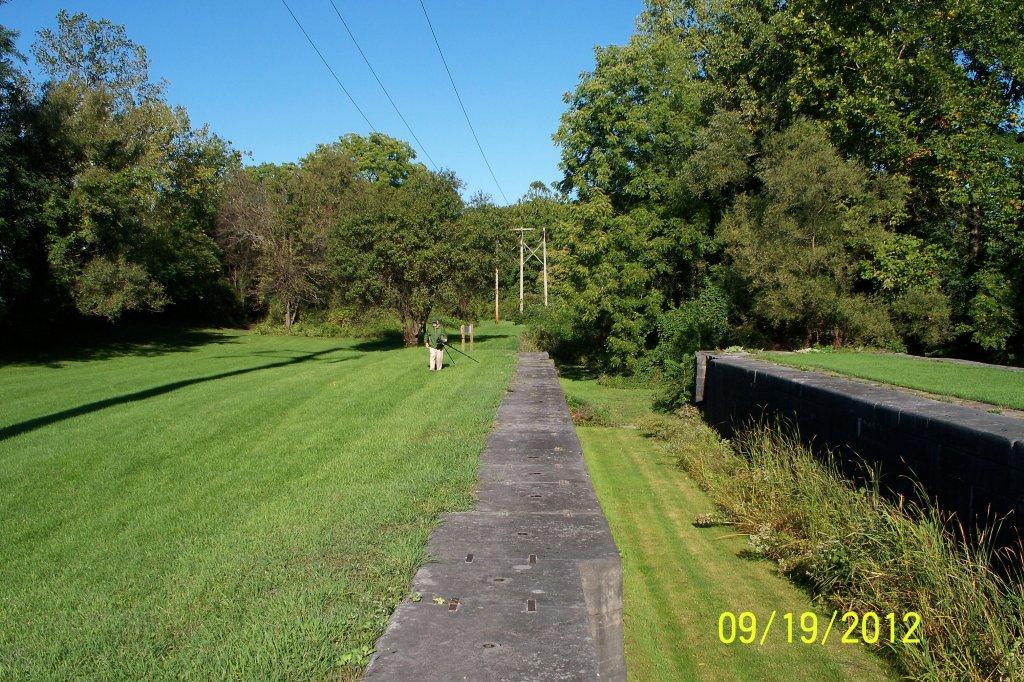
[417,0,509,203]
[279,0,376,132]
[327,0,439,171]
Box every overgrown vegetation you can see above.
[565,393,611,426]
[249,305,401,340]
[639,408,1024,680]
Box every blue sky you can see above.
[2,1,644,204]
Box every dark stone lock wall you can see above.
[694,353,1024,545]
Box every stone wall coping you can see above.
[699,353,1024,457]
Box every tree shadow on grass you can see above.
[0,347,352,442]
[350,331,406,352]
[557,364,600,381]
[457,333,519,349]
[0,326,241,368]
[456,334,506,342]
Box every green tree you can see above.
[719,121,906,346]
[443,192,516,323]
[216,149,356,331]
[336,132,420,186]
[331,169,465,346]
[651,280,731,410]
[968,269,1017,352]
[678,0,1024,355]
[536,194,664,371]
[72,256,167,321]
[33,9,160,106]
[30,11,238,324]
[549,0,1024,365]
[860,233,952,349]
[0,11,39,330]
[37,81,234,321]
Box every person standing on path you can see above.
[424,319,448,371]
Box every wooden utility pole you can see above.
[494,267,499,323]
[511,226,550,314]
[519,233,524,314]
[511,227,535,314]
[542,228,548,307]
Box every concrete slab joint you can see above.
[365,352,625,681]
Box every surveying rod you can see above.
[443,341,480,363]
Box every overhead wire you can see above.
[327,0,440,171]
[417,0,509,203]
[279,0,376,132]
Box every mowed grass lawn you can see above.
[561,377,894,681]
[0,323,517,678]
[759,351,1024,410]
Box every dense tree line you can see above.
[537,0,1024,384]
[11,3,1017,365]
[0,9,512,348]
[213,131,544,346]
[0,9,239,340]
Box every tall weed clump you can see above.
[639,409,1024,680]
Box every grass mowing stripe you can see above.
[579,426,700,681]
[621,429,875,680]
[596,428,804,680]
[0,323,519,678]
[614,432,767,677]
[607,433,729,677]
[567,377,895,681]
[582,432,682,681]
[585,427,891,680]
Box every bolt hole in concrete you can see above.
[482,643,497,649]
[492,577,507,583]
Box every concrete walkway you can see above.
[365,352,624,680]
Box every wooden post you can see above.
[519,231,524,314]
[461,325,466,351]
[494,267,499,323]
[542,227,548,307]
[470,323,474,350]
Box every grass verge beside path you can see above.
[0,322,518,678]
[561,377,894,681]
[759,350,1024,410]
